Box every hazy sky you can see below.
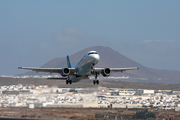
[0,0,180,75]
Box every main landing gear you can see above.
[66,80,72,84]
[66,76,72,84]
[93,72,99,85]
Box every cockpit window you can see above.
[88,52,97,55]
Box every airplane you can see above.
[18,51,138,84]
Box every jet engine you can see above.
[61,68,70,76]
[101,68,111,77]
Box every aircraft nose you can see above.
[93,54,100,62]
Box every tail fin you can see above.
[67,55,72,68]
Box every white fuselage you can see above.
[71,51,100,82]
[19,50,138,84]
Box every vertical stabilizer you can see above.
[67,55,72,68]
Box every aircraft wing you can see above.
[93,67,138,73]
[18,67,78,75]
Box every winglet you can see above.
[67,55,72,68]
[18,67,22,69]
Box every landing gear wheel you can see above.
[92,72,99,85]
[69,80,72,84]
[96,80,99,84]
[66,80,72,84]
[93,80,96,84]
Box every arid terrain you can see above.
[1,77,180,91]
[0,107,180,120]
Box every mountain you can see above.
[18,46,180,83]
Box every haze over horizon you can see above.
[0,0,180,75]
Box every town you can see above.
[0,84,180,111]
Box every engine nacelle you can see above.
[61,68,70,77]
[101,68,111,77]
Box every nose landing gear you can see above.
[93,72,99,85]
[93,80,99,84]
